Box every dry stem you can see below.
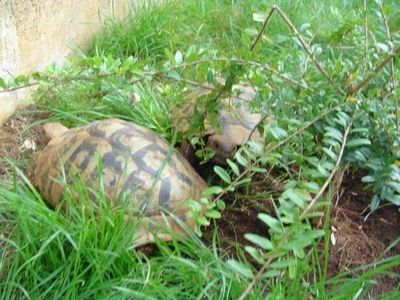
[172,57,311,91]
[348,44,400,96]
[250,5,345,95]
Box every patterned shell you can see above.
[34,119,208,245]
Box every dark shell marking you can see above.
[35,119,207,220]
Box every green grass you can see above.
[0,174,259,299]
[1,173,398,299]
[2,0,400,298]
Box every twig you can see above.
[155,72,251,102]
[0,82,39,94]
[348,44,400,96]
[300,119,353,219]
[266,102,347,152]
[171,57,312,91]
[237,264,268,300]
[250,6,277,51]
[250,5,345,95]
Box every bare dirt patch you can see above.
[0,105,47,183]
[203,170,399,296]
[329,170,400,296]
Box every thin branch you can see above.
[155,72,251,102]
[238,264,268,300]
[171,57,312,91]
[0,82,39,94]
[250,6,277,51]
[300,119,353,219]
[348,44,400,95]
[250,5,345,95]
[266,102,347,152]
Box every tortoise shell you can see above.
[34,119,207,246]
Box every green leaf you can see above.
[0,77,6,89]
[245,246,265,264]
[31,72,42,81]
[258,213,283,233]
[223,71,235,92]
[250,166,267,173]
[301,181,320,193]
[361,175,376,183]
[194,225,202,237]
[325,126,343,141]
[386,194,400,206]
[207,68,214,84]
[263,270,281,278]
[174,50,183,64]
[285,188,307,208]
[235,178,252,187]
[283,230,325,250]
[346,138,371,148]
[243,147,257,161]
[270,258,297,269]
[371,195,381,211]
[198,216,210,226]
[216,200,226,210]
[376,42,389,52]
[253,12,265,23]
[270,127,288,141]
[226,159,240,176]
[235,151,249,167]
[316,164,330,177]
[244,27,259,36]
[214,166,231,183]
[188,199,202,211]
[202,186,224,197]
[167,70,181,80]
[205,210,221,219]
[226,260,253,278]
[307,229,326,240]
[288,262,297,279]
[14,75,29,85]
[323,138,340,149]
[323,147,338,160]
[247,141,263,154]
[245,233,273,250]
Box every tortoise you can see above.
[33,119,208,246]
[173,82,269,165]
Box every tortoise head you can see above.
[42,122,69,140]
[207,134,238,165]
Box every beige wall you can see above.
[0,0,147,125]
[0,0,142,79]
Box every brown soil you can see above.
[203,170,400,297]
[328,170,400,297]
[0,105,48,183]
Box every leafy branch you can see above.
[250,5,345,95]
[236,112,354,300]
